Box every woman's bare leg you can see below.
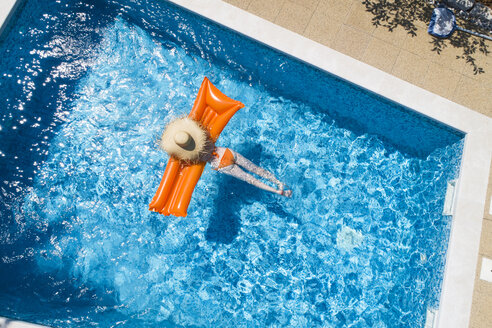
[219,165,282,195]
[231,150,284,190]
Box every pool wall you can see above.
[1,4,50,327]
[166,1,492,327]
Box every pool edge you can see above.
[0,317,49,328]
[168,0,492,327]
[0,0,25,41]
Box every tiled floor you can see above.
[223,0,492,327]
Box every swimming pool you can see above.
[0,0,489,327]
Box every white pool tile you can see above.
[489,196,492,215]
[0,317,48,328]
[0,0,21,35]
[480,257,492,283]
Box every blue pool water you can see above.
[0,0,464,327]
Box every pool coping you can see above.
[169,0,492,327]
[0,0,490,327]
[0,0,24,39]
[0,317,48,328]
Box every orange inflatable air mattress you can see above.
[149,77,244,217]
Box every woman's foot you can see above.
[281,189,292,197]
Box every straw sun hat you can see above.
[159,117,214,162]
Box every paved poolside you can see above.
[223,0,492,327]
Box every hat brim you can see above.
[160,118,211,162]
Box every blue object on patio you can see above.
[428,6,492,40]
[442,0,475,12]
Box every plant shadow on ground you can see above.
[362,0,490,74]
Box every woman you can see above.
[160,117,292,197]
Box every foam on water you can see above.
[16,19,462,327]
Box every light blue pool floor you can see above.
[17,20,462,327]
